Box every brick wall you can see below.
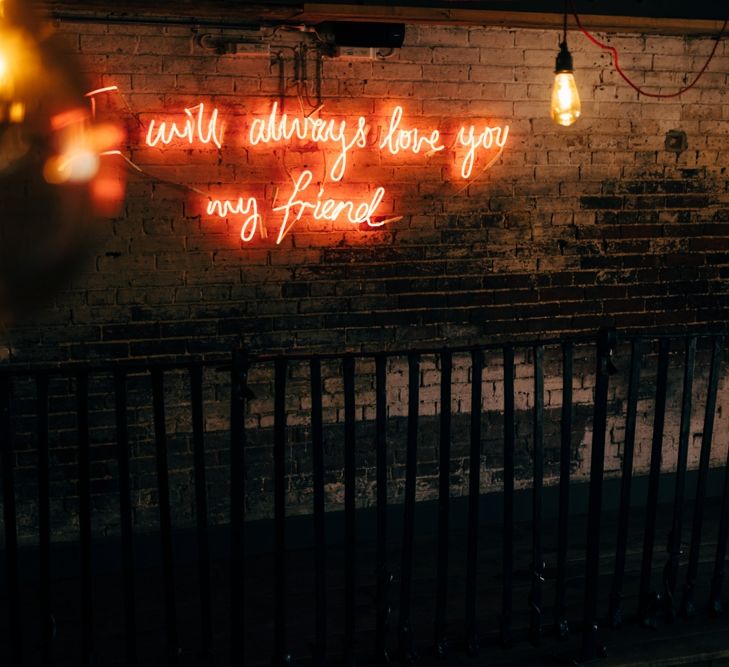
[3,20,729,538]
[7,22,729,361]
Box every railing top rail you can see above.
[0,354,224,378]
[247,329,724,363]
[0,327,724,376]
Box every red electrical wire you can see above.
[568,0,729,98]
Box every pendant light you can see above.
[551,1,581,127]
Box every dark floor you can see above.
[2,490,729,666]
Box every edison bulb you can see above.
[551,71,581,127]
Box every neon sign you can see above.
[207,197,262,242]
[457,124,510,179]
[146,103,223,149]
[379,105,445,156]
[139,101,510,244]
[272,170,386,245]
[248,101,368,183]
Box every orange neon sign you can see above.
[272,169,386,244]
[457,124,510,179]
[132,99,510,245]
[146,103,223,149]
[379,105,445,156]
[207,197,262,242]
[248,101,368,182]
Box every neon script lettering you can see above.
[457,124,510,179]
[273,170,386,244]
[146,103,223,149]
[131,93,512,245]
[207,197,262,242]
[249,102,368,182]
[379,106,445,156]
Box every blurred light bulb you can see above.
[8,100,22,122]
[58,148,100,182]
[0,23,30,126]
[0,0,127,326]
[43,109,123,185]
[551,41,581,127]
[44,109,101,183]
[0,47,14,122]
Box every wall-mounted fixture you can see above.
[326,22,405,49]
[665,129,688,154]
[198,30,269,56]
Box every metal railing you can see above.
[0,329,728,666]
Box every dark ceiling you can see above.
[37,1,729,33]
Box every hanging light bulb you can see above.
[551,5,581,127]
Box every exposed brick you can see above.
[3,19,729,538]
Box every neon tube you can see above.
[146,103,223,149]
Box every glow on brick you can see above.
[207,197,262,242]
[457,124,510,179]
[379,105,445,156]
[248,101,368,182]
[133,98,510,245]
[146,103,223,149]
[273,170,386,244]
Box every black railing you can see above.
[0,329,728,666]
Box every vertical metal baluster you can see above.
[554,343,573,640]
[77,371,95,667]
[501,346,515,648]
[273,358,290,666]
[375,353,390,665]
[310,358,327,665]
[638,338,670,628]
[465,348,483,656]
[711,454,729,614]
[663,337,696,619]
[151,368,180,666]
[710,338,729,616]
[0,376,22,665]
[38,373,53,666]
[114,369,137,666]
[343,355,357,666]
[580,328,614,661]
[398,353,420,664]
[434,350,452,658]
[530,346,544,647]
[190,363,213,658]
[229,350,248,667]
[683,336,722,617]
[608,339,641,629]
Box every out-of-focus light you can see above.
[58,148,100,182]
[8,100,23,122]
[0,43,18,123]
[0,0,127,326]
[44,113,122,184]
[551,41,581,127]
